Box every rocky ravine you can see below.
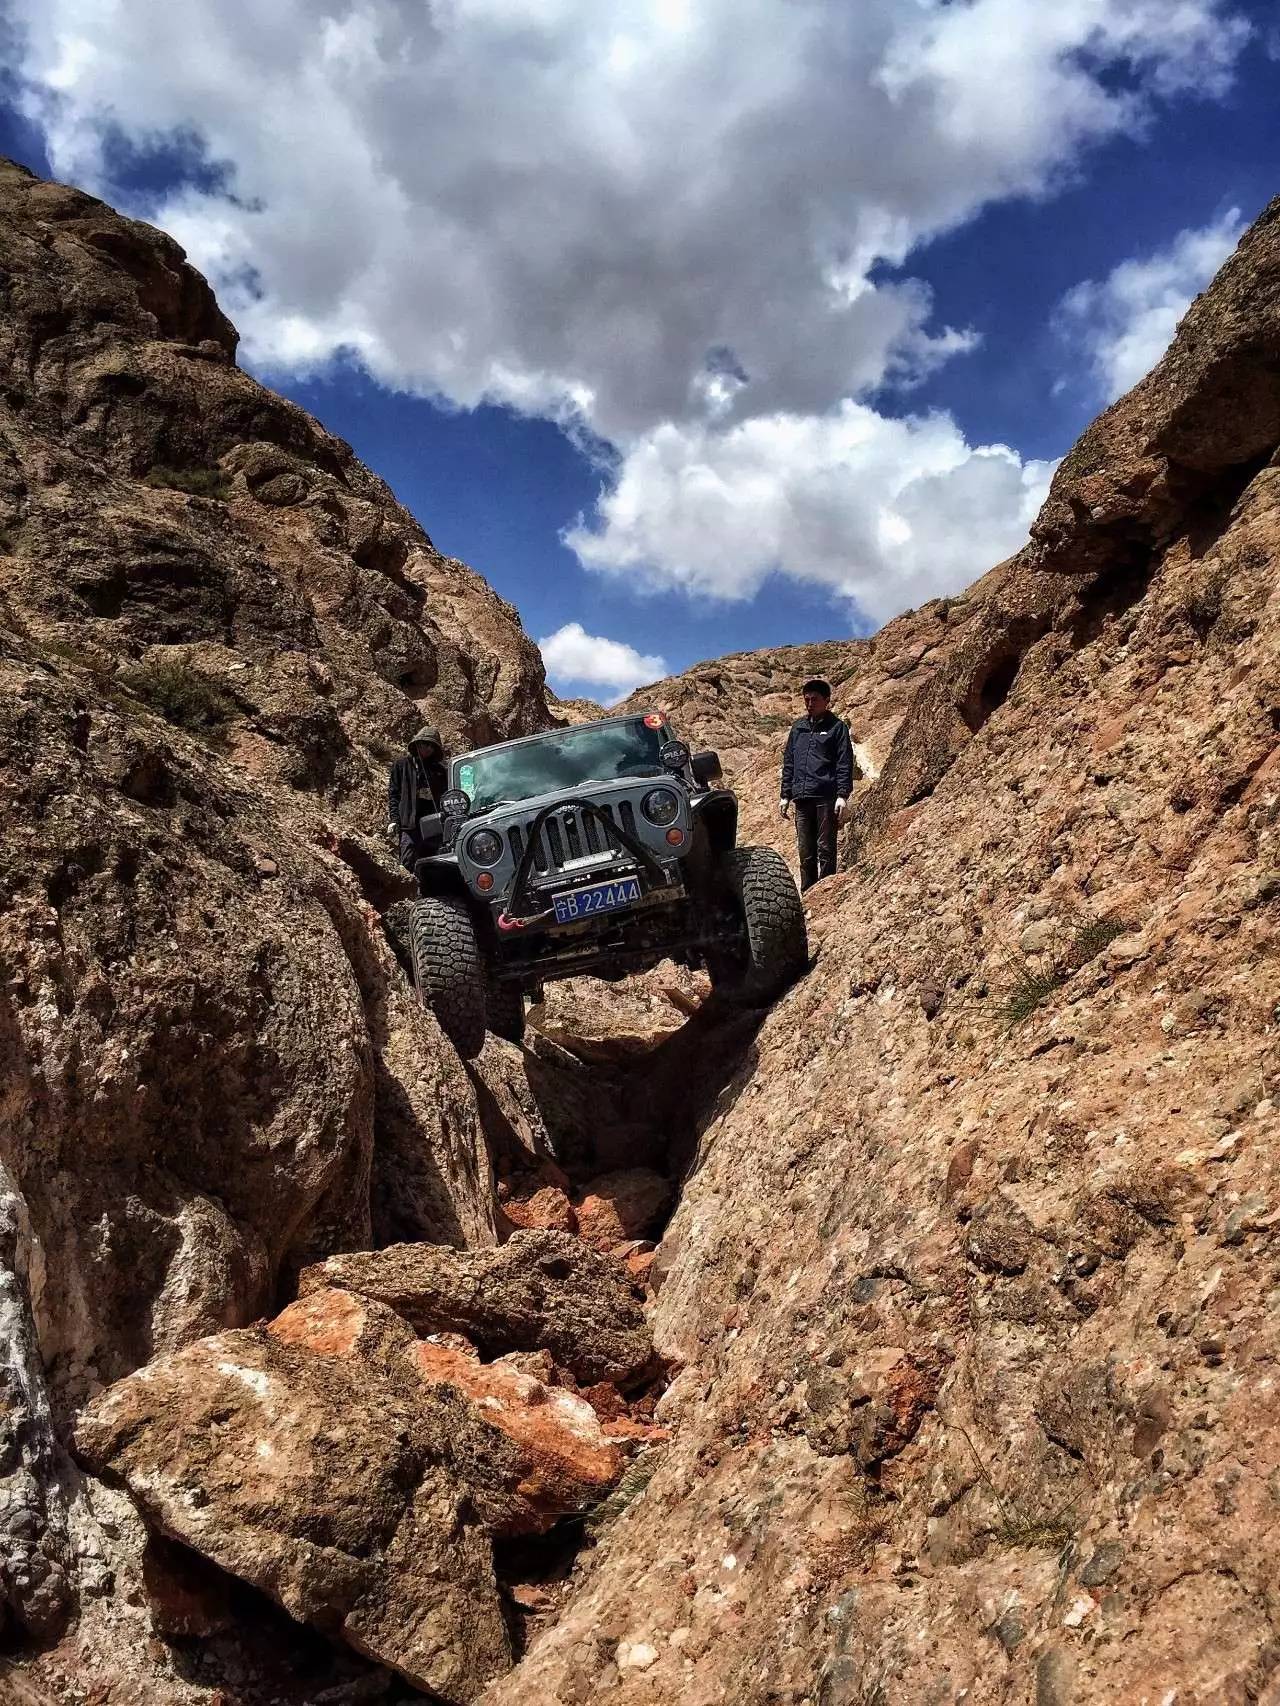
[1,158,1279,1706]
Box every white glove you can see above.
[834,797,847,821]
[385,820,398,837]
[779,799,791,820]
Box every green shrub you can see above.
[128,657,237,735]
[1068,914,1128,968]
[143,464,231,499]
[1001,911,1131,1026]
[1002,965,1066,1026]
[584,1451,661,1535]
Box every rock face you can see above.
[0,151,552,1403]
[481,204,1280,1701]
[0,158,559,1697]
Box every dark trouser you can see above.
[794,796,837,891]
[399,831,420,874]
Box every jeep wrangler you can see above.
[404,711,807,1057]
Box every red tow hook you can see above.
[496,911,528,933]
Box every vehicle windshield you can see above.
[453,717,668,812]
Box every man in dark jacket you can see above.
[387,725,449,872]
[780,679,854,891]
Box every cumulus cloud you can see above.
[1058,207,1245,400]
[538,623,666,698]
[4,0,1250,621]
[567,406,1056,622]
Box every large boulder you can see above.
[414,1341,624,1531]
[301,1228,653,1385]
[573,1168,672,1252]
[74,1289,514,1701]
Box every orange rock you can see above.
[412,1341,623,1531]
[575,1169,672,1252]
[501,1185,578,1235]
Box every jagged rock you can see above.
[74,1288,514,1701]
[301,1229,652,1385]
[1025,197,1280,582]
[499,1183,578,1235]
[0,153,561,1696]
[574,1169,672,1252]
[414,1342,623,1530]
[529,965,706,1063]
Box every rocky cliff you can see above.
[489,199,1280,1702]
[3,156,1280,1706]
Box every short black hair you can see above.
[802,678,831,698]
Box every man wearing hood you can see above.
[388,725,449,872]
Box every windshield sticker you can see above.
[458,763,476,797]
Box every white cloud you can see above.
[567,405,1056,621]
[538,623,666,697]
[4,0,1249,621]
[1058,207,1246,400]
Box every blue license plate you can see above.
[553,876,642,924]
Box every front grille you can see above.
[506,803,627,876]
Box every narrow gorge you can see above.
[2,158,1280,1705]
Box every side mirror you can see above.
[691,749,722,786]
[417,811,444,852]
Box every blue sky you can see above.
[1,1,1277,697]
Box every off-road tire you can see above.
[409,897,487,1059]
[713,845,808,1004]
[486,977,526,1046]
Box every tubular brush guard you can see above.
[501,796,670,922]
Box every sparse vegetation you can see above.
[1068,913,1128,967]
[143,464,231,500]
[126,656,238,736]
[1002,963,1067,1026]
[994,1507,1080,1552]
[950,1416,1081,1558]
[584,1451,661,1535]
[1001,911,1131,1026]
[810,1482,894,1584]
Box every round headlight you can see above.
[465,828,504,867]
[641,787,680,826]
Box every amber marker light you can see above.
[476,871,495,891]
[666,827,685,845]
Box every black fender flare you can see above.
[413,855,474,904]
[690,788,738,853]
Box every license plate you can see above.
[553,876,642,924]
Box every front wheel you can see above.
[711,845,808,1004]
[409,897,487,1059]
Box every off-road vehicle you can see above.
[403,711,807,1057]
